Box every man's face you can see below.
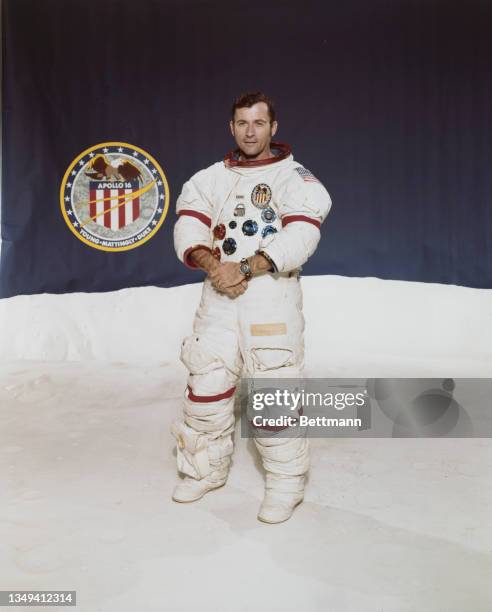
[230,102,278,160]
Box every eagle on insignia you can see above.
[85,154,143,183]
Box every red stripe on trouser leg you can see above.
[187,385,236,403]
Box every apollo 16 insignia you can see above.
[60,141,169,252]
[251,183,272,209]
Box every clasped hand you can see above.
[209,262,248,298]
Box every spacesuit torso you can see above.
[174,143,332,274]
[210,172,282,264]
[210,154,295,266]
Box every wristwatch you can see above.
[239,257,252,280]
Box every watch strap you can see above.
[256,250,278,273]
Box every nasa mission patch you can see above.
[60,142,169,252]
[251,183,272,209]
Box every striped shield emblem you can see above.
[251,183,272,209]
[89,181,140,230]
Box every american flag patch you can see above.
[295,166,319,183]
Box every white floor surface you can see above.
[1,360,491,612]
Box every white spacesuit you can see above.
[171,143,332,523]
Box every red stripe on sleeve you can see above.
[282,215,321,229]
[178,209,212,227]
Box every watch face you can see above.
[240,260,251,276]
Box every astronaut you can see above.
[171,92,332,523]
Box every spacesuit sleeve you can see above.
[174,168,215,269]
[258,166,332,273]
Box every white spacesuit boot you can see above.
[171,400,235,502]
[254,435,309,523]
[171,331,238,503]
[171,456,231,503]
[171,401,234,502]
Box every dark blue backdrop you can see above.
[1,0,491,298]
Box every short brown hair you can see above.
[231,91,276,123]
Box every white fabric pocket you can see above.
[250,347,295,372]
